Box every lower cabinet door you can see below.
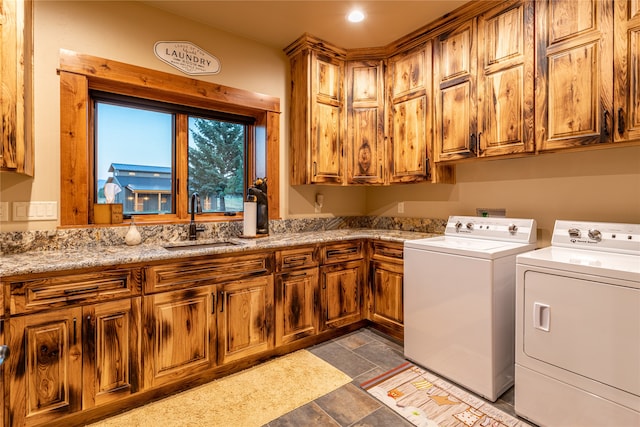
[217,276,274,364]
[83,298,141,408]
[370,260,404,331]
[142,286,217,389]
[275,268,319,346]
[9,308,83,427]
[320,260,364,330]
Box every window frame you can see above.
[91,91,256,219]
[59,49,280,227]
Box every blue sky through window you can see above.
[96,103,172,181]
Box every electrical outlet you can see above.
[0,202,9,221]
[397,202,405,214]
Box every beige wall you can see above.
[366,146,640,246]
[0,1,638,241]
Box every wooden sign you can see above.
[154,41,221,75]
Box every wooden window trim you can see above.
[59,49,280,227]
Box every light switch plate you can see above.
[13,201,58,221]
[0,202,8,221]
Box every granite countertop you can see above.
[0,229,437,277]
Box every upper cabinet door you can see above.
[535,0,614,151]
[310,52,345,184]
[477,0,535,157]
[434,19,478,162]
[388,42,432,182]
[0,0,34,175]
[346,60,385,184]
[614,0,640,142]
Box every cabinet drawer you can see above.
[322,241,364,264]
[145,252,274,293]
[275,246,318,272]
[370,241,404,263]
[9,269,140,314]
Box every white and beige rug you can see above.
[361,362,531,427]
[89,350,351,427]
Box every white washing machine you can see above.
[404,215,537,401]
[515,220,640,426]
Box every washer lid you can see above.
[517,246,640,283]
[404,236,536,259]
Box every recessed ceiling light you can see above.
[347,9,365,23]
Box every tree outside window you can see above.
[188,117,245,213]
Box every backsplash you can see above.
[0,216,446,255]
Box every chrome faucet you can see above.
[189,192,205,240]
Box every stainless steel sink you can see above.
[162,240,242,251]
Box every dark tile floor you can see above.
[264,327,522,427]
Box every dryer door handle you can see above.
[533,302,550,332]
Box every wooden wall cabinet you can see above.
[535,0,614,150]
[0,0,33,175]
[346,60,385,184]
[367,241,404,339]
[387,43,433,182]
[435,0,534,162]
[320,241,365,330]
[477,0,535,157]
[434,18,478,162]
[288,40,346,185]
[287,35,454,186]
[614,0,640,142]
[275,246,320,346]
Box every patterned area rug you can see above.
[88,350,351,427]
[361,362,531,427]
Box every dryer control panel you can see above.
[552,220,640,255]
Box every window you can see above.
[93,92,254,218]
[59,50,280,226]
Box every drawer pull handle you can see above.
[378,250,403,259]
[287,272,308,279]
[64,286,99,295]
[327,247,357,257]
[249,268,269,276]
[220,291,225,313]
[285,256,308,264]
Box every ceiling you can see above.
[141,1,470,50]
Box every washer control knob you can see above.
[588,229,602,241]
[568,228,581,238]
[508,224,518,234]
[466,222,474,230]
[455,221,463,232]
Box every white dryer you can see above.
[515,220,640,426]
[404,215,537,402]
